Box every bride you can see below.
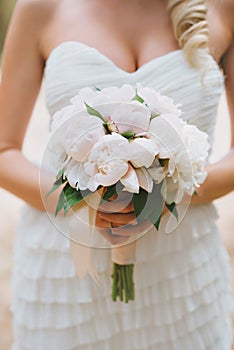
[0,0,234,349]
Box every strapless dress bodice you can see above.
[44,41,224,149]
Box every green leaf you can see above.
[47,172,66,197]
[165,202,178,220]
[85,103,105,122]
[132,189,148,221]
[158,158,166,167]
[57,168,65,179]
[133,184,164,230]
[63,184,78,199]
[153,213,162,230]
[101,185,117,203]
[147,185,164,230]
[121,131,135,139]
[94,86,101,91]
[54,183,92,216]
[102,123,109,133]
[131,93,144,104]
[63,185,90,215]
[150,113,160,120]
[102,187,117,202]
[55,190,65,216]
[193,190,198,196]
[100,183,124,204]
[63,193,85,215]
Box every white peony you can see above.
[136,83,182,117]
[83,133,130,190]
[70,84,136,111]
[148,114,208,203]
[50,105,77,132]
[181,124,210,187]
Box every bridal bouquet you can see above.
[47,83,209,303]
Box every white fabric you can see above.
[11,41,233,350]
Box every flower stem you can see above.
[111,263,135,303]
[122,266,129,303]
[111,263,117,301]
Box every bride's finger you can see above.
[111,219,153,237]
[99,190,134,212]
[95,212,111,229]
[99,199,134,214]
[99,212,137,225]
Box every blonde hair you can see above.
[167,0,209,68]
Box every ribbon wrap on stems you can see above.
[68,188,137,286]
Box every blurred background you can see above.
[0,2,234,349]
[0,0,15,54]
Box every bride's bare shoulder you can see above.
[211,0,234,27]
[207,0,234,60]
[223,0,234,29]
[5,0,59,51]
[15,0,57,17]
[1,0,60,66]
[13,0,58,30]
[16,0,57,11]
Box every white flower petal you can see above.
[147,166,165,184]
[129,138,158,168]
[100,84,136,102]
[66,161,80,188]
[136,83,182,117]
[120,165,139,193]
[71,87,98,110]
[51,105,78,132]
[88,133,129,162]
[96,102,151,134]
[65,115,105,162]
[149,116,184,157]
[95,161,129,187]
[78,164,99,191]
[135,168,153,192]
[161,178,179,204]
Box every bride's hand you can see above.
[95,192,152,245]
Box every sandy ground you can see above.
[0,85,234,349]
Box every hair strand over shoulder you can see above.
[167,0,209,68]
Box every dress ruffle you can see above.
[11,203,234,350]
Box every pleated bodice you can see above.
[44,41,224,148]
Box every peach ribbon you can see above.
[68,189,103,285]
[68,188,137,284]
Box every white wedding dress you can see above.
[11,42,233,350]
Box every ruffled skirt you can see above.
[11,203,233,350]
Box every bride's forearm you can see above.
[192,148,234,204]
[0,148,58,212]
